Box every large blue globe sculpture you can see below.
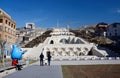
[11,45,24,60]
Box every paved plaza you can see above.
[2,59,120,78]
[3,65,63,78]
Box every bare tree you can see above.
[0,40,6,68]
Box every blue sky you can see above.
[0,0,120,28]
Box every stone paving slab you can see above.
[3,65,63,78]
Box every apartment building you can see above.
[95,22,108,37]
[25,23,35,29]
[0,9,16,44]
[107,23,120,37]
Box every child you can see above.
[44,59,47,65]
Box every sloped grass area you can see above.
[62,65,120,78]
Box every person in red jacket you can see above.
[12,59,18,66]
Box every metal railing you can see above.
[0,60,26,73]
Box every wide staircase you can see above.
[23,30,52,48]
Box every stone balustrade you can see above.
[52,56,120,61]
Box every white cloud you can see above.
[117,9,120,13]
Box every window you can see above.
[11,30,12,34]
[14,25,15,29]
[13,31,15,35]
[11,24,13,28]
[109,33,111,36]
[50,40,54,44]
[9,29,11,33]
[8,28,10,33]
[5,35,7,40]
[12,30,14,34]
[0,34,1,38]
[9,22,10,26]
[115,29,117,32]
[79,52,84,56]
[76,39,84,44]
[5,27,8,32]
[5,20,8,24]
[0,19,2,23]
[60,38,68,44]
[0,25,2,30]
[115,33,117,36]
[84,48,88,51]
[10,31,11,34]
[113,25,116,28]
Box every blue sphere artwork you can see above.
[11,45,24,60]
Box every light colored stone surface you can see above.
[3,65,63,78]
[22,28,109,60]
[33,60,120,66]
[1,59,120,78]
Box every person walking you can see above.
[47,51,51,66]
[39,53,44,66]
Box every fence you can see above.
[0,60,26,73]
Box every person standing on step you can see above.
[39,53,44,66]
[47,51,51,66]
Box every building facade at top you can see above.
[25,23,35,29]
[0,9,16,44]
[16,23,46,45]
[23,27,108,60]
[0,9,16,56]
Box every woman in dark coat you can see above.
[47,51,51,66]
